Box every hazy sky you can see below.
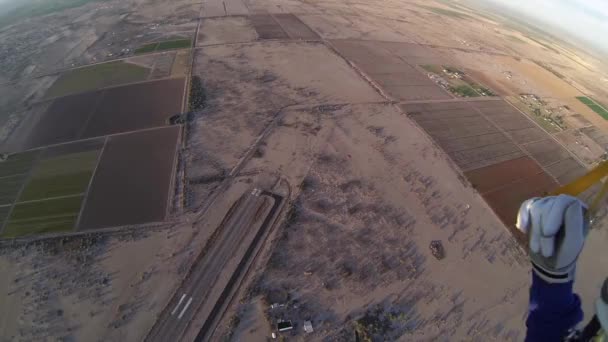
[480,0,608,53]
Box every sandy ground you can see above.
[214,102,532,340]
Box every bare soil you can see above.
[78,126,180,230]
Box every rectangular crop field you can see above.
[576,96,608,120]
[0,150,41,205]
[44,61,151,99]
[19,140,103,201]
[78,126,180,230]
[2,195,84,238]
[21,78,186,149]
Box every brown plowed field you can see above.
[81,78,185,138]
[250,15,288,39]
[465,156,545,194]
[468,157,559,237]
[23,92,101,149]
[21,78,185,150]
[404,98,585,241]
[273,14,320,40]
[77,126,180,230]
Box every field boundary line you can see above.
[35,75,187,104]
[0,172,28,181]
[13,126,179,155]
[75,136,108,231]
[14,193,85,205]
[0,219,181,247]
[165,126,183,219]
[76,89,107,139]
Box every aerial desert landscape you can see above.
[1,0,608,340]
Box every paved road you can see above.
[146,188,273,342]
[194,190,284,341]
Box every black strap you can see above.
[532,262,569,280]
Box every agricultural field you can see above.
[78,126,180,230]
[421,65,495,97]
[135,39,192,54]
[0,127,179,237]
[0,139,102,237]
[44,61,151,99]
[9,78,185,151]
[577,96,608,120]
[403,98,585,229]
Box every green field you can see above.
[414,4,474,20]
[0,143,103,238]
[135,39,192,55]
[2,196,84,238]
[0,0,103,28]
[20,150,100,201]
[0,150,40,178]
[449,84,478,97]
[0,206,10,227]
[44,61,150,99]
[0,174,29,205]
[577,96,608,120]
[0,151,41,205]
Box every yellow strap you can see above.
[551,160,608,216]
[551,160,608,196]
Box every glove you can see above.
[516,194,589,283]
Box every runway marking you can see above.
[178,297,193,320]
[171,294,187,315]
[251,188,261,196]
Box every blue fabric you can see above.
[526,271,584,341]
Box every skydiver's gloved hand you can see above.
[516,194,589,283]
[518,195,588,342]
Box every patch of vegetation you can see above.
[471,85,495,96]
[134,42,159,54]
[534,61,566,80]
[0,174,28,205]
[45,61,150,99]
[157,39,192,50]
[449,85,478,97]
[2,195,83,238]
[189,76,206,111]
[19,150,100,201]
[526,35,561,55]
[506,35,527,44]
[415,4,474,20]
[134,39,192,55]
[354,306,409,341]
[577,96,608,120]
[0,0,104,28]
[420,64,443,74]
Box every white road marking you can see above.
[171,294,187,315]
[178,297,193,320]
